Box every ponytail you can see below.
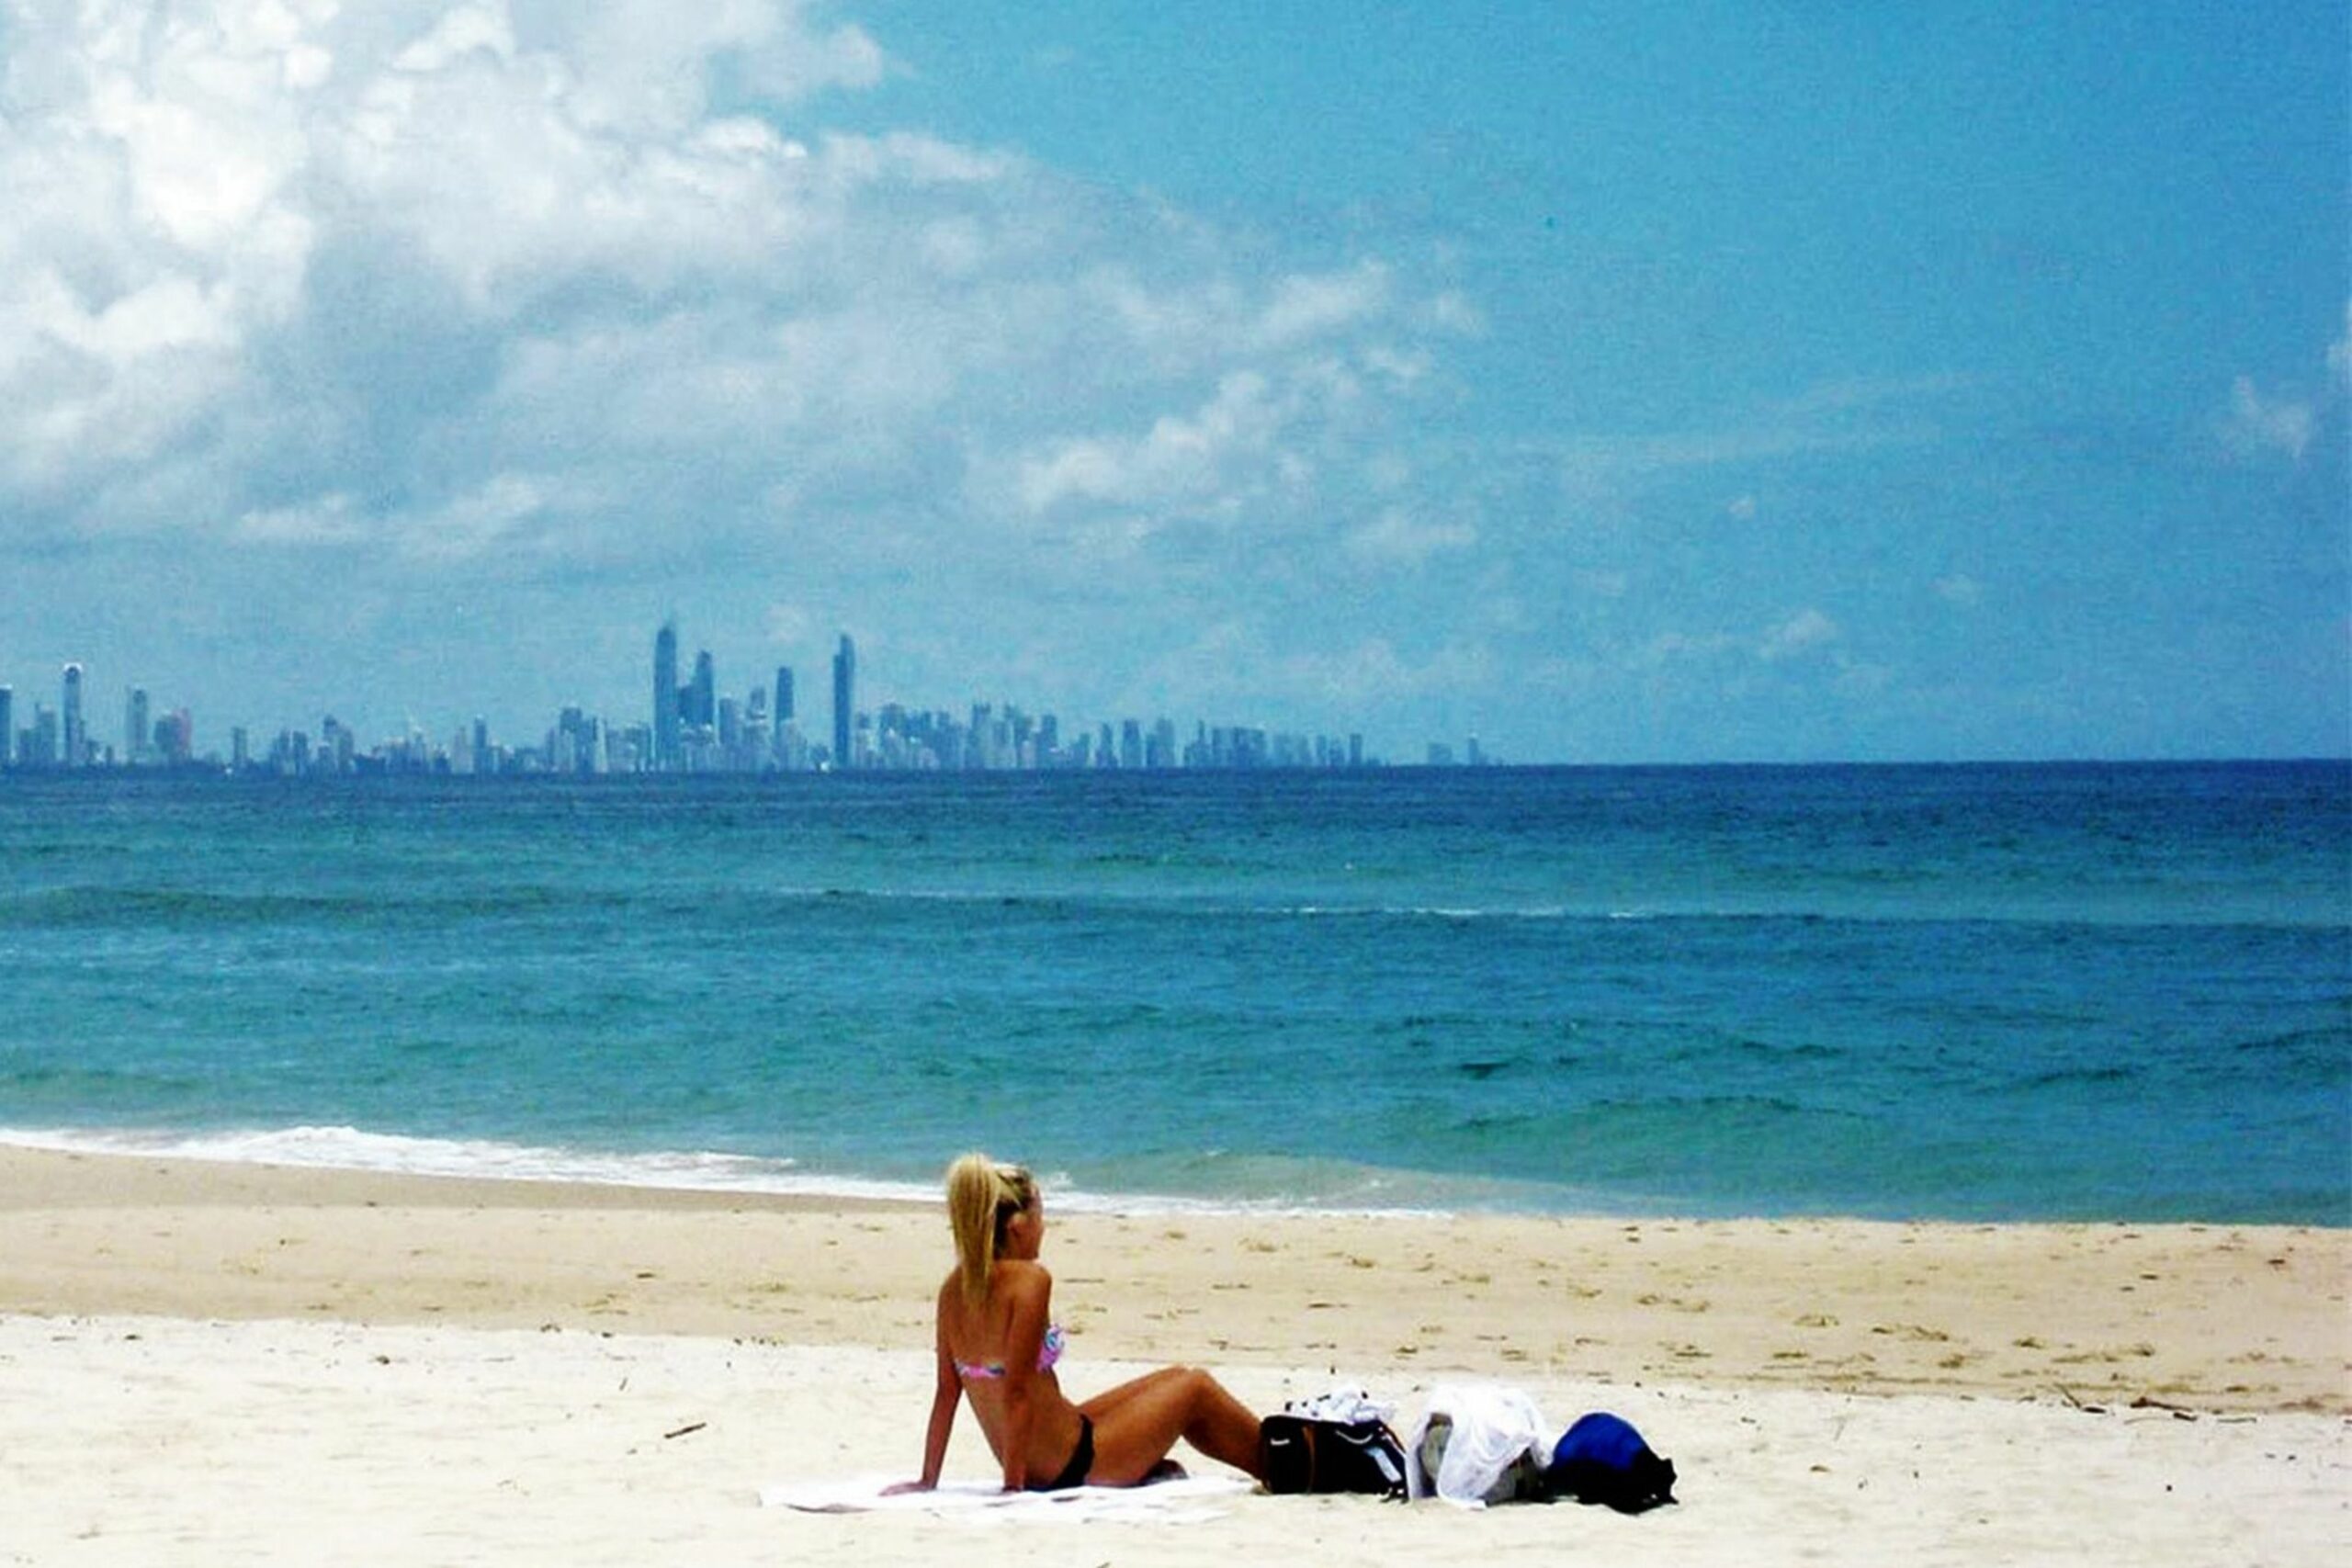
[945,1152,1036,1305]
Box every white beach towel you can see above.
[760,1473,1253,1525]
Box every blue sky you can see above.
[1,0,2344,762]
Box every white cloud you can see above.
[2328,300,2350,389]
[0,0,331,490]
[465,2,888,132]
[1127,624,1496,716]
[1759,607,1838,662]
[396,472,554,562]
[1272,637,1496,707]
[1419,290,1484,335]
[1342,506,1476,566]
[1557,373,1963,500]
[1,1,1463,548]
[1254,262,1389,347]
[232,491,365,545]
[763,603,815,646]
[1934,573,1982,606]
[1628,629,1738,671]
[710,3,890,107]
[2220,375,2312,463]
[1012,371,1288,515]
[1361,344,1430,386]
[393,6,515,73]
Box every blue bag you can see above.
[1543,1412,1677,1513]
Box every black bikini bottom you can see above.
[1031,1414,1094,1492]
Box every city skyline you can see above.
[0,5,2344,764]
[0,615,1419,773]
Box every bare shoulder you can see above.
[933,1271,983,1354]
[996,1258,1054,1301]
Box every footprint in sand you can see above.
[2052,1342,2156,1365]
[1635,1293,1712,1314]
[1871,1323,1951,1343]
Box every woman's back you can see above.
[940,1258,1063,1383]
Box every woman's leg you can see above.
[1081,1365,1191,1416]
[1080,1366,1263,1485]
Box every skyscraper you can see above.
[774,665,794,726]
[126,687,150,763]
[61,663,84,767]
[652,621,680,771]
[0,685,12,766]
[831,634,855,768]
[156,709,192,764]
[689,650,716,729]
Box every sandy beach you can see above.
[1,1145,2345,1565]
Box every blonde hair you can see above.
[945,1152,1037,1305]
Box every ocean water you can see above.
[1,762,2345,1224]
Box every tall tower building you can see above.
[689,651,716,729]
[774,666,795,726]
[61,663,85,767]
[652,621,680,771]
[126,687,150,763]
[0,685,13,766]
[831,634,855,768]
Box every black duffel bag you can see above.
[1258,1415,1408,1497]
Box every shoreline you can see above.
[3,1144,2342,1414]
[8,1126,2344,1229]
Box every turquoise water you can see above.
[1,762,2345,1222]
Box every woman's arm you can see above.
[887,1300,963,1494]
[916,1332,961,1486]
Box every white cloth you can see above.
[759,1472,1252,1525]
[1402,1382,1555,1507]
[1281,1386,1396,1426]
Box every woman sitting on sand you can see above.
[889,1153,1266,1493]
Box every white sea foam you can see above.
[0,1124,942,1206]
[0,1124,1547,1219]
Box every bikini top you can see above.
[955,1320,1066,1382]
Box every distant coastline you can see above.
[2,623,1465,778]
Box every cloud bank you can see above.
[0,0,1461,600]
